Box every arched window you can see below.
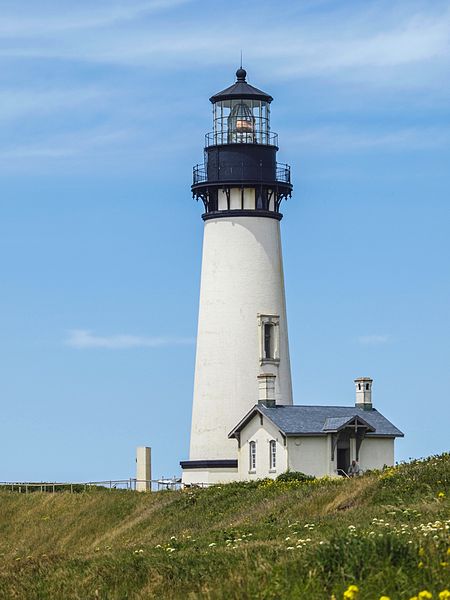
[249,441,256,471]
[269,440,276,470]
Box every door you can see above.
[337,448,350,475]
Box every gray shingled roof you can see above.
[230,405,403,438]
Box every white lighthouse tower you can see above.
[181,68,294,484]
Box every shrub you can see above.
[276,471,315,483]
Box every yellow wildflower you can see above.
[418,592,433,600]
[380,596,391,600]
[418,561,424,568]
[437,491,445,498]
[409,597,418,600]
[343,585,359,600]
[439,591,450,600]
[441,562,448,567]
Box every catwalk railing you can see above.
[193,162,291,185]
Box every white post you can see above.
[136,446,151,492]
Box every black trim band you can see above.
[180,459,238,469]
[202,209,283,221]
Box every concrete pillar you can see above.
[136,446,151,492]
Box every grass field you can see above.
[0,454,448,599]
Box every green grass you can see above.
[0,454,448,599]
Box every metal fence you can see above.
[0,478,183,493]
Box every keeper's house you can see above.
[228,377,403,479]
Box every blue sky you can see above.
[1,0,449,482]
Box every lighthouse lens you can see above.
[228,101,255,143]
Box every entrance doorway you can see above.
[337,448,350,475]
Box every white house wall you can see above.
[237,413,288,480]
[359,437,394,471]
[188,216,293,464]
[287,436,330,477]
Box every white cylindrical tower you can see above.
[181,68,293,484]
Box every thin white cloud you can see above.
[66,329,195,349]
[0,88,108,121]
[357,334,391,345]
[0,2,448,85]
[285,126,450,152]
[0,128,133,160]
[0,0,192,37]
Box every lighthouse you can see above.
[181,68,294,484]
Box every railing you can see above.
[205,130,278,147]
[0,478,182,493]
[336,470,350,478]
[193,162,291,186]
[276,163,291,184]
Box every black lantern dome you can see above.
[192,68,292,220]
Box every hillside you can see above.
[0,454,448,600]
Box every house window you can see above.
[249,441,256,471]
[269,440,276,470]
[258,314,280,364]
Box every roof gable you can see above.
[322,415,375,433]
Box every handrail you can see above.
[336,469,350,478]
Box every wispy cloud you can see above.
[0,88,109,121]
[1,2,448,82]
[0,0,192,37]
[0,127,133,160]
[285,126,450,152]
[357,334,391,345]
[65,329,195,349]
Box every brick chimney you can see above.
[258,373,276,407]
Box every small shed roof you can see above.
[229,404,404,439]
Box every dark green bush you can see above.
[276,471,315,482]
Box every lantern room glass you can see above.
[212,99,271,145]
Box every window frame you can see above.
[249,441,256,472]
[258,314,280,365]
[269,440,277,471]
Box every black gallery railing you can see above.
[193,162,291,186]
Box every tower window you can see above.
[269,440,276,470]
[264,324,274,359]
[249,441,256,471]
[258,315,280,365]
[366,384,370,390]
[358,384,361,390]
